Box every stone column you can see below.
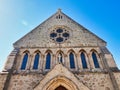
[87,53,92,70]
[76,53,82,71]
[63,54,66,67]
[75,53,79,71]
[27,54,33,72]
[42,55,45,72]
[52,54,56,68]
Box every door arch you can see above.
[44,76,78,90]
[34,64,90,90]
[55,85,67,90]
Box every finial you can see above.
[58,8,62,12]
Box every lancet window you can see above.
[45,53,51,69]
[33,53,40,69]
[69,52,75,69]
[92,52,100,68]
[81,52,88,69]
[21,53,28,70]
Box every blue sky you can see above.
[0,0,120,71]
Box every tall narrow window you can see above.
[81,52,88,69]
[21,53,28,70]
[92,52,100,68]
[33,53,40,69]
[69,52,75,69]
[45,53,51,69]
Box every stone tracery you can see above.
[20,49,101,72]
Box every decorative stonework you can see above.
[0,10,119,90]
[34,64,90,90]
[12,47,106,73]
[50,28,70,43]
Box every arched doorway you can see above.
[55,85,67,90]
[41,77,77,90]
[34,64,90,90]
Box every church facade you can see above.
[0,9,120,90]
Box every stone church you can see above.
[0,9,120,90]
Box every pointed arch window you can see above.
[21,53,28,70]
[81,52,88,69]
[33,53,40,69]
[92,52,100,68]
[69,52,75,69]
[45,53,51,69]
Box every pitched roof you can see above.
[14,9,106,48]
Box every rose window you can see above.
[50,28,70,43]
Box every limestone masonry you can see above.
[0,9,120,90]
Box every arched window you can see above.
[33,53,40,69]
[21,53,28,70]
[45,53,51,69]
[92,52,100,68]
[81,52,88,69]
[69,52,75,69]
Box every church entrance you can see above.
[55,85,67,90]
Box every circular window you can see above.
[56,37,64,42]
[63,33,69,37]
[50,33,57,38]
[56,29,63,33]
[50,28,70,43]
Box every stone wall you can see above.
[114,72,120,89]
[1,10,119,90]
[8,74,44,90]
[7,72,115,90]
[34,64,90,90]
[14,11,106,48]
[0,73,8,90]
[76,73,114,90]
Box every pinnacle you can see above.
[58,8,62,13]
